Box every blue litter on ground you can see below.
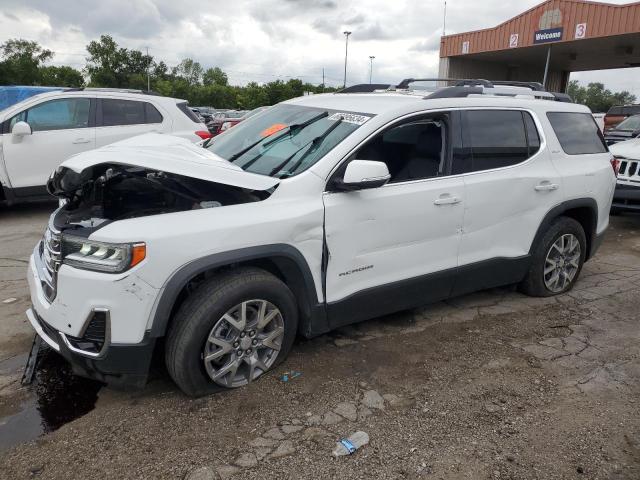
[280,371,302,382]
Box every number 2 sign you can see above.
[509,33,519,48]
[575,23,587,39]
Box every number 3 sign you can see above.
[575,23,587,39]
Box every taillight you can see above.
[611,157,621,177]
[195,130,212,140]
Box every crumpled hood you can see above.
[609,138,640,160]
[56,133,279,191]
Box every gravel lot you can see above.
[0,204,639,480]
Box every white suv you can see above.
[26,80,617,396]
[0,88,209,204]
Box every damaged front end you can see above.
[47,163,274,232]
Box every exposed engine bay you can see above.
[47,163,272,232]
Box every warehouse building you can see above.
[438,0,640,92]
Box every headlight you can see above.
[62,235,146,273]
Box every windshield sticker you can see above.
[260,123,287,137]
[328,112,371,125]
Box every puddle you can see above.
[0,349,103,454]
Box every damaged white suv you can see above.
[27,80,617,396]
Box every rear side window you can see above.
[453,110,540,174]
[177,102,202,123]
[547,112,607,155]
[102,99,145,126]
[144,103,163,123]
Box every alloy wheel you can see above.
[202,299,285,388]
[543,233,581,293]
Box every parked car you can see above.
[604,114,640,145]
[208,110,248,136]
[604,104,640,130]
[609,138,640,213]
[0,88,210,205]
[27,80,616,396]
[0,86,67,112]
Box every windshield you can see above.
[206,104,371,178]
[616,115,640,131]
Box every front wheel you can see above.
[520,217,586,297]
[165,268,298,397]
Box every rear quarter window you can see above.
[177,102,202,123]
[546,112,607,155]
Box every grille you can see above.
[40,226,62,302]
[83,311,107,343]
[66,311,107,354]
[619,160,639,181]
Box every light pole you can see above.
[343,31,352,88]
[369,56,375,84]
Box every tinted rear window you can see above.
[547,112,607,155]
[145,103,163,123]
[177,102,202,123]
[453,110,540,174]
[608,106,623,116]
[102,99,145,126]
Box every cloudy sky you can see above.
[0,0,637,95]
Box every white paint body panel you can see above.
[324,176,464,302]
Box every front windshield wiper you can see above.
[226,111,328,162]
[268,116,344,177]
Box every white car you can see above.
[609,138,640,213]
[0,88,210,204]
[26,80,616,396]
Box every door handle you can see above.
[72,138,91,144]
[434,194,461,205]
[534,182,559,192]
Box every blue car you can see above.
[0,86,67,112]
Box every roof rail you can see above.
[338,83,393,93]
[489,80,546,91]
[396,78,493,89]
[63,87,162,96]
[425,85,557,100]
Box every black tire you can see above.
[520,216,587,297]
[165,267,298,397]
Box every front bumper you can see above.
[26,307,155,388]
[27,242,160,388]
[612,182,640,212]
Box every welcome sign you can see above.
[533,27,563,44]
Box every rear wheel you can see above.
[520,217,586,297]
[165,268,298,397]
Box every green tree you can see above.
[203,67,228,86]
[39,65,84,87]
[567,80,636,113]
[0,39,53,85]
[172,58,203,87]
[85,35,153,88]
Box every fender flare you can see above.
[148,244,325,338]
[529,197,598,259]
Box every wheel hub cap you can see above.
[544,233,581,293]
[202,299,285,388]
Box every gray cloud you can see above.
[0,0,636,95]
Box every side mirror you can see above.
[334,160,390,191]
[12,121,32,137]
